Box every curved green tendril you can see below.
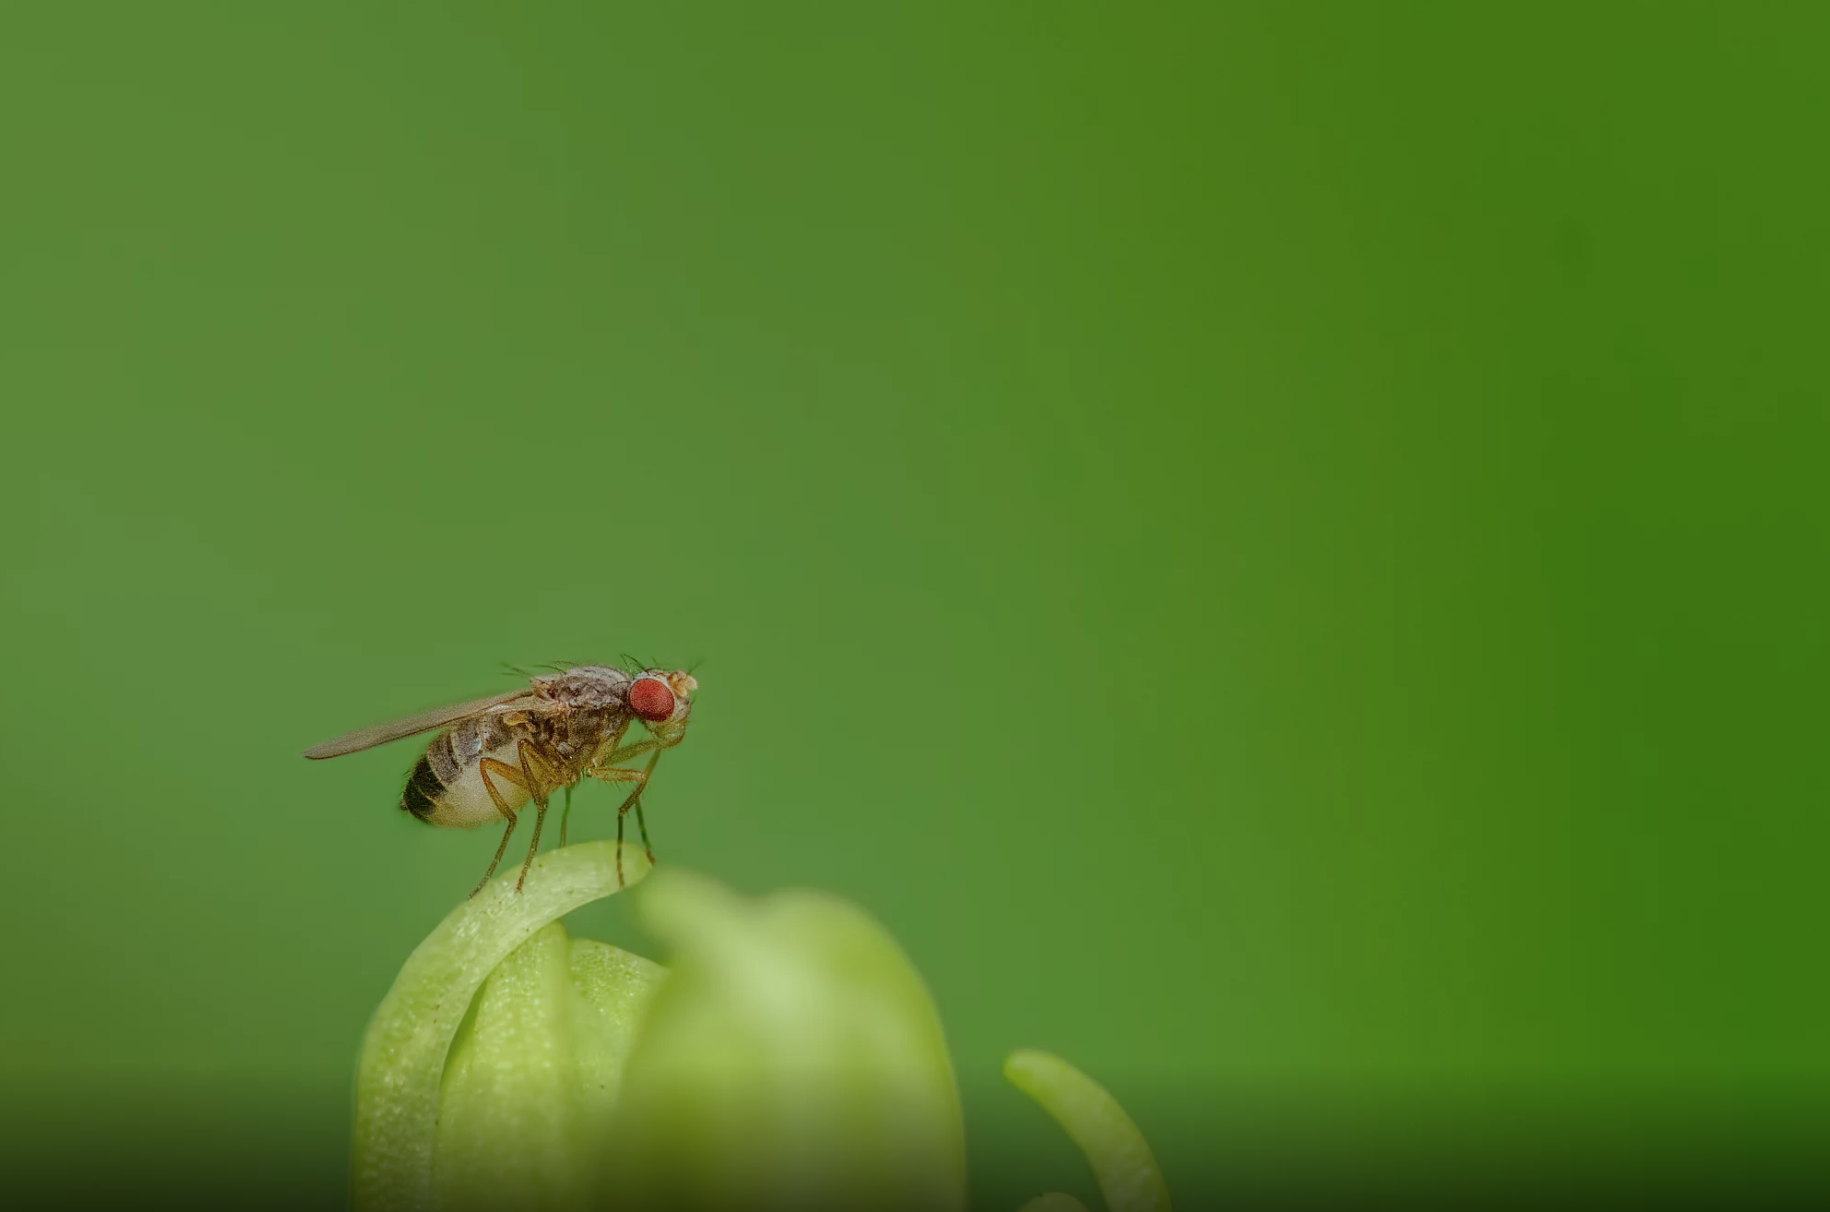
[1004,1049,1172,1212]
[351,842,653,1212]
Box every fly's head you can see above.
[628,669,697,744]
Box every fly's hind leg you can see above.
[472,816,518,900]
[469,757,535,898]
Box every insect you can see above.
[304,663,698,895]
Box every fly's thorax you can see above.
[533,665,634,711]
[537,703,628,766]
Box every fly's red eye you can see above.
[629,677,675,722]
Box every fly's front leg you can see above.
[597,736,666,767]
[630,750,662,870]
[585,762,646,888]
[585,749,662,887]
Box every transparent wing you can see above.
[302,689,539,759]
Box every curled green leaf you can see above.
[1004,1049,1172,1212]
[431,925,664,1210]
[351,841,654,1212]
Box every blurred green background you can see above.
[2,1,1825,1205]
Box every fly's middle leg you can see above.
[560,716,629,851]
[510,742,564,893]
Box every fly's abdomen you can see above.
[400,752,445,822]
[399,720,532,829]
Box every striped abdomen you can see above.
[400,714,532,829]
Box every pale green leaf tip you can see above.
[1004,1049,1173,1212]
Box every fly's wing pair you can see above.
[302,688,539,759]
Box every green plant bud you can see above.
[351,844,1168,1212]
[610,869,969,1212]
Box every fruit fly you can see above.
[304,664,697,895]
